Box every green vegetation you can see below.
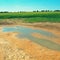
[0,12,60,23]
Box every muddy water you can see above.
[2,26,60,51]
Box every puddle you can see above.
[2,26,60,51]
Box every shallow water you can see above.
[2,26,60,51]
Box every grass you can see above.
[0,12,60,23]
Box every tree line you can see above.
[0,10,60,13]
[33,10,60,12]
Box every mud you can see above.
[0,22,60,60]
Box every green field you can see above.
[0,12,60,23]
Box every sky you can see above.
[0,0,60,12]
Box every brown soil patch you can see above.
[32,32,60,44]
[0,22,60,60]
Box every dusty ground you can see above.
[0,22,60,60]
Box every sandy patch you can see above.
[32,32,60,44]
[0,22,60,60]
[0,31,60,60]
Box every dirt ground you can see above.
[0,22,60,60]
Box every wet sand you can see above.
[0,22,60,60]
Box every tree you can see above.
[54,10,60,12]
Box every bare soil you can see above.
[0,22,60,60]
